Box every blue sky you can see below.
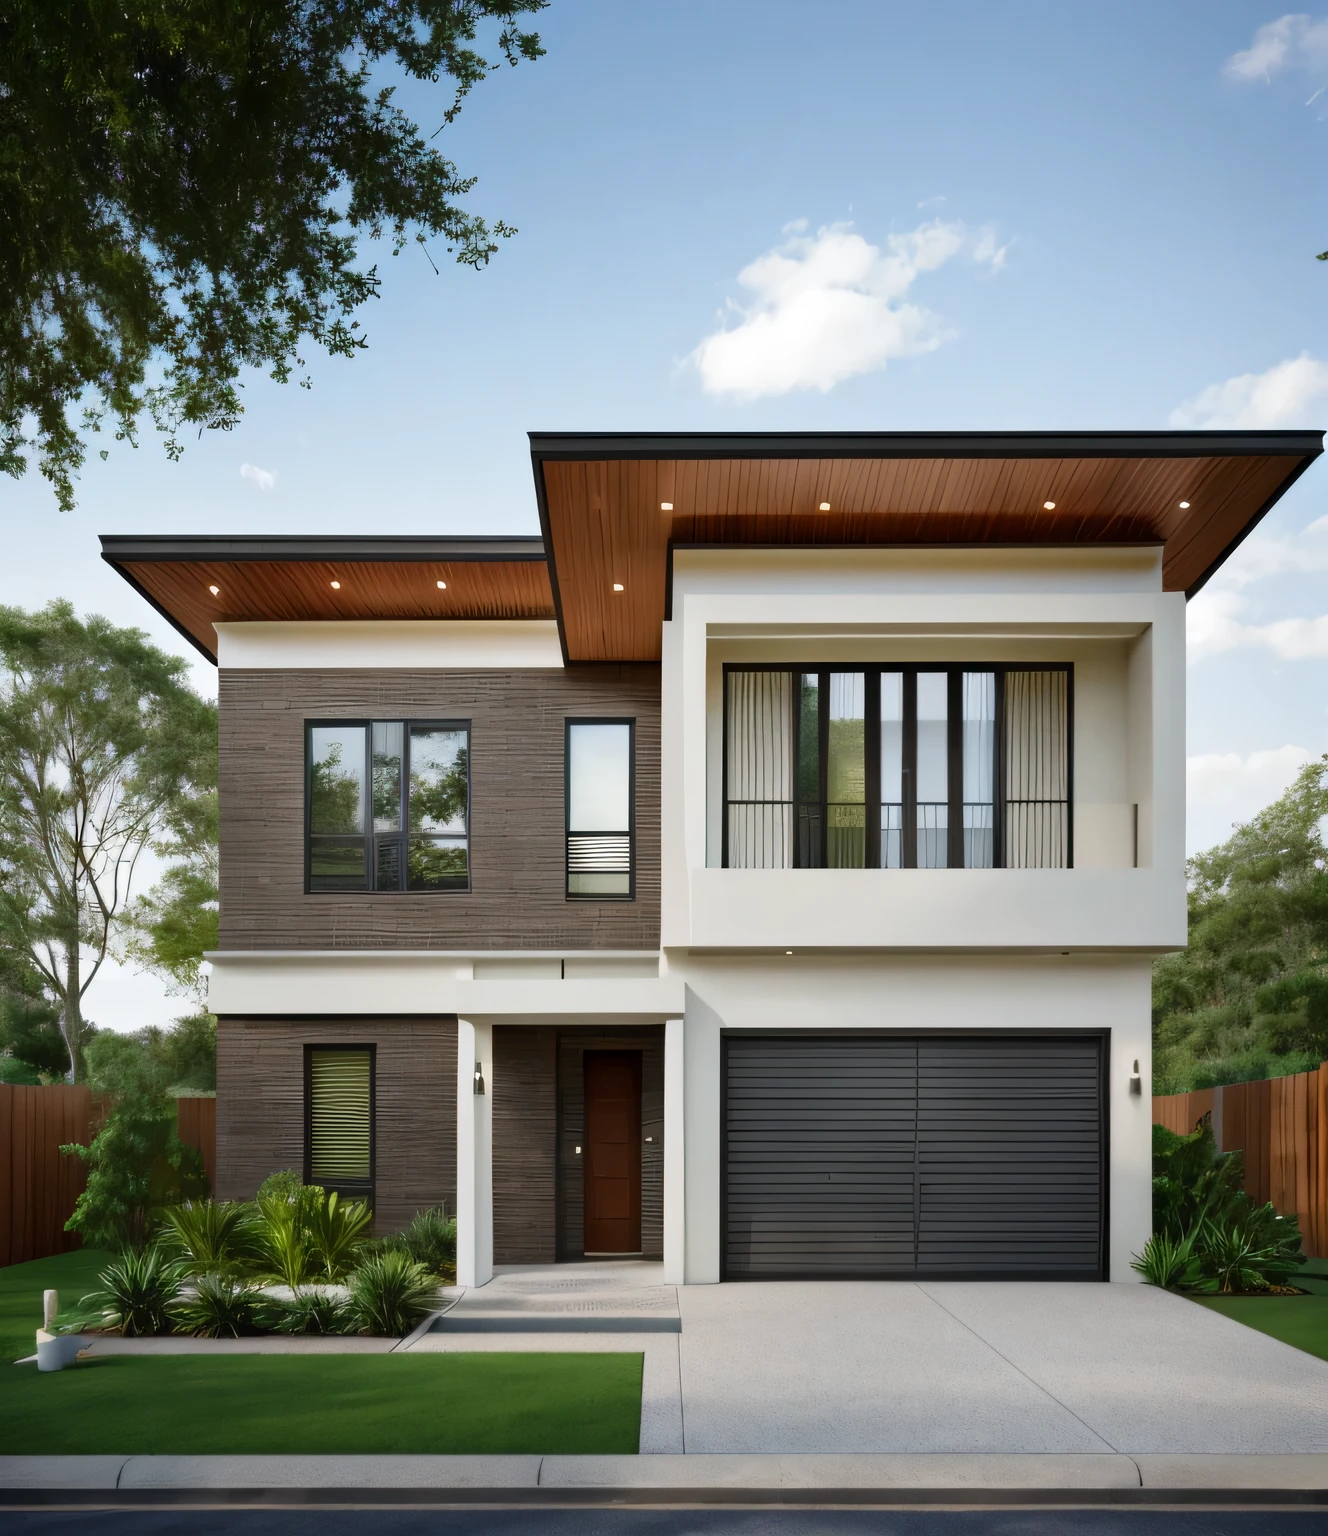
[5,0,1327,1028]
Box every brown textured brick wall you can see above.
[216,1016,457,1233]
[217,666,660,951]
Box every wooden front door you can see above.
[583,1051,642,1254]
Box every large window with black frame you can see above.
[306,720,469,891]
[722,665,1071,870]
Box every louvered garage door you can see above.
[723,1035,1103,1280]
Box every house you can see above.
[101,428,1323,1288]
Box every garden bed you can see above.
[4,1252,643,1454]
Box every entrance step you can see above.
[431,1276,681,1335]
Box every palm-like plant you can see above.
[162,1200,262,1274]
[305,1192,373,1281]
[346,1250,439,1336]
[264,1290,355,1336]
[256,1192,315,1289]
[172,1273,264,1338]
[1130,1229,1213,1291]
[79,1248,189,1336]
[1201,1208,1303,1293]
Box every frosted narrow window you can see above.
[567,722,633,895]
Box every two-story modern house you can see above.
[103,429,1323,1289]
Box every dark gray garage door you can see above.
[723,1034,1104,1280]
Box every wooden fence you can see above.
[0,1086,217,1267]
[1153,1064,1328,1257]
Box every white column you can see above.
[662,1016,686,1284]
[456,1018,493,1288]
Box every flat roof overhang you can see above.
[100,430,1323,665]
[530,430,1324,662]
[99,535,553,663]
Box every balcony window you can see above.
[723,664,1071,869]
[306,720,469,892]
[566,719,634,898]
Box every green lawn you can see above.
[2,1252,642,1455]
[1191,1260,1328,1363]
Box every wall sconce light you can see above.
[473,1060,485,1096]
[1129,1059,1142,1096]
[574,1145,582,1155]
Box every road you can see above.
[3,1507,1328,1535]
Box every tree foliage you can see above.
[1,0,546,510]
[1153,756,1328,1093]
[62,1030,209,1249]
[0,602,216,1079]
[120,782,218,1006]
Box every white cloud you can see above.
[1169,354,1328,429]
[1224,14,1328,80]
[1188,744,1314,808]
[1207,512,1328,589]
[972,225,1012,273]
[1188,587,1328,661]
[689,218,1007,399]
[240,462,275,491]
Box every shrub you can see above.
[79,1247,189,1336]
[264,1290,355,1336]
[172,1273,264,1338]
[1200,1205,1304,1293]
[162,1200,261,1273]
[1130,1230,1211,1291]
[255,1188,320,1289]
[256,1169,304,1204]
[346,1250,439,1337]
[1137,1117,1306,1293]
[394,1207,456,1275]
[62,1032,208,1248]
[305,1192,373,1281]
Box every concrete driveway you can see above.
[676,1281,1328,1454]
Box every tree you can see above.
[1,0,546,510]
[1153,756,1328,1092]
[63,1031,208,1249]
[0,602,216,1080]
[120,783,218,1008]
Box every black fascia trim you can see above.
[530,458,572,665]
[99,534,546,563]
[530,428,1325,463]
[1184,445,1324,598]
[99,552,220,665]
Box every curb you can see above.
[3,1452,1328,1495]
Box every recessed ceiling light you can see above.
[660,501,673,511]
[1179,500,1190,509]
[330,580,341,590]
[1043,500,1056,510]
[785,950,793,956]
[819,501,831,511]
[436,580,447,589]
[208,585,219,596]
[612,582,624,592]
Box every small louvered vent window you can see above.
[307,1048,373,1199]
[566,720,634,898]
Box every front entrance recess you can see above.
[723,1034,1105,1280]
[583,1051,643,1254]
